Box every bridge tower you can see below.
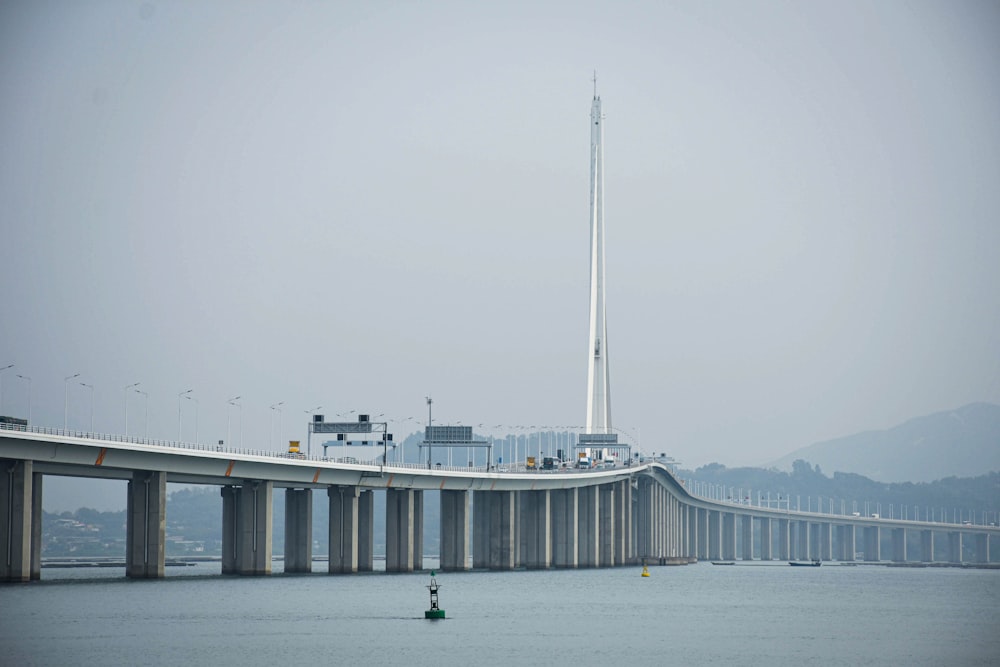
[585,78,612,435]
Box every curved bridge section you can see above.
[2,427,996,582]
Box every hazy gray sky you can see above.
[2,1,998,497]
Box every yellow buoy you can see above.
[641,565,650,577]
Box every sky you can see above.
[2,1,999,510]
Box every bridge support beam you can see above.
[284,489,312,573]
[839,525,856,561]
[616,481,629,564]
[30,472,42,580]
[740,514,754,560]
[359,490,374,571]
[578,485,600,567]
[819,523,833,561]
[522,490,551,569]
[697,508,709,560]
[599,484,615,566]
[386,489,422,572]
[974,533,989,563]
[221,481,273,575]
[126,470,166,579]
[920,529,934,562]
[329,486,359,574]
[759,517,772,560]
[489,490,515,570]
[797,521,810,560]
[891,527,907,563]
[781,519,792,560]
[440,489,470,571]
[722,513,737,561]
[708,510,721,560]
[948,532,963,563]
[552,488,578,568]
[1,459,33,583]
[864,526,881,562]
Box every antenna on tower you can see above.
[593,70,598,97]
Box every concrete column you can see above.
[440,489,470,571]
[891,527,907,563]
[615,482,628,565]
[759,517,772,561]
[948,532,963,563]
[777,519,790,561]
[358,490,374,572]
[523,490,551,569]
[840,525,856,561]
[489,490,515,570]
[599,484,615,566]
[284,489,313,573]
[820,523,833,561]
[473,491,491,569]
[386,488,416,572]
[125,470,167,579]
[722,513,737,561]
[30,472,42,580]
[864,526,881,562]
[551,488,578,568]
[221,485,237,574]
[974,533,989,563]
[697,508,709,560]
[708,510,721,560]
[236,481,273,575]
[578,485,600,567]
[329,486,359,574]
[0,459,33,583]
[797,521,810,560]
[741,514,754,560]
[920,529,934,563]
[413,490,424,571]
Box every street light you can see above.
[304,406,322,457]
[270,402,284,449]
[0,363,13,413]
[124,382,140,436]
[177,389,193,440]
[136,389,149,439]
[184,394,199,443]
[80,382,94,433]
[227,396,241,448]
[16,374,31,424]
[64,373,80,430]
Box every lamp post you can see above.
[80,382,94,433]
[64,373,80,430]
[305,406,322,457]
[0,363,13,413]
[270,402,284,449]
[124,382,140,436]
[184,394,199,443]
[136,389,149,439]
[177,389,193,440]
[16,374,31,424]
[227,396,241,448]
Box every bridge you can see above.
[3,90,997,583]
[2,423,996,582]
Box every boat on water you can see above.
[789,560,821,567]
[711,561,736,566]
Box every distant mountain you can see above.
[767,403,1000,483]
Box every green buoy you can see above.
[425,571,445,619]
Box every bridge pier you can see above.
[777,518,790,561]
[722,512,737,561]
[599,484,615,566]
[440,489,470,571]
[284,488,312,573]
[839,525,856,561]
[578,485,600,566]
[616,480,630,564]
[126,470,167,578]
[329,486,359,573]
[921,529,934,562]
[892,527,907,563]
[864,526,880,562]
[797,521,810,560]
[948,532,963,563]
[708,510,721,560]
[974,533,989,563]
[221,481,274,575]
[386,488,422,572]
[741,514,754,560]
[759,517,772,560]
[552,488,578,568]
[522,490,551,569]
[697,508,709,560]
[1,459,33,582]
[819,523,833,561]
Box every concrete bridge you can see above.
[2,424,996,582]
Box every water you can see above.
[2,562,998,666]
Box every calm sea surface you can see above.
[2,561,997,666]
